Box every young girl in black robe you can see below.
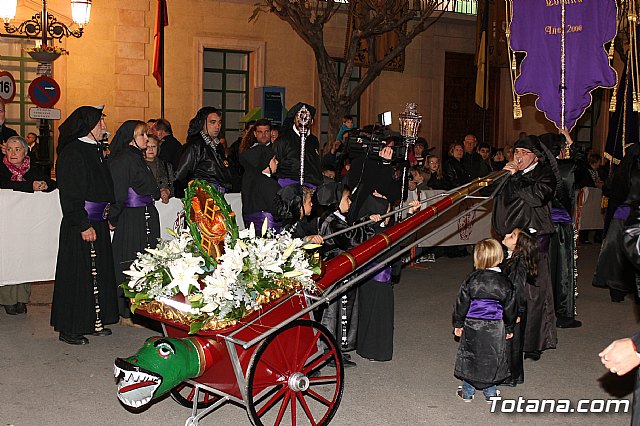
[356,195,421,361]
[317,182,382,366]
[453,239,516,401]
[500,228,539,386]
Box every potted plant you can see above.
[24,45,69,63]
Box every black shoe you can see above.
[524,351,542,361]
[556,318,582,328]
[500,380,517,387]
[579,239,592,245]
[328,357,357,368]
[343,358,357,368]
[92,328,112,336]
[15,302,27,314]
[59,333,89,345]
[4,304,17,315]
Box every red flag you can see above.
[152,0,168,88]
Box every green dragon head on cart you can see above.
[114,336,212,409]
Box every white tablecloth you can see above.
[0,185,602,285]
[0,190,243,286]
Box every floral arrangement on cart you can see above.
[121,179,321,334]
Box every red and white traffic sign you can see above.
[29,76,61,108]
[0,71,16,103]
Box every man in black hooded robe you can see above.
[51,106,119,345]
[273,102,322,187]
[493,135,557,358]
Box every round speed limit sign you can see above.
[0,71,16,103]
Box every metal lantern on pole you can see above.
[398,103,422,213]
[399,102,422,143]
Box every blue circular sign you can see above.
[28,76,60,108]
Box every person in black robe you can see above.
[343,144,400,224]
[273,102,322,187]
[500,228,539,387]
[174,107,233,197]
[539,130,583,328]
[51,106,119,345]
[356,195,421,362]
[453,239,516,401]
[599,171,640,423]
[593,144,640,302]
[108,120,161,324]
[492,135,557,359]
[240,143,283,231]
[317,182,382,367]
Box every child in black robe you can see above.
[500,228,539,386]
[240,144,282,232]
[453,239,516,402]
[317,182,382,366]
[356,195,421,361]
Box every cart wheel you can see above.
[171,382,219,409]
[245,319,344,426]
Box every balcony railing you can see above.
[436,0,477,15]
[331,0,477,15]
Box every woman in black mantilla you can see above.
[51,106,119,345]
[492,135,557,360]
[108,120,161,326]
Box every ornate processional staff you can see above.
[296,106,312,186]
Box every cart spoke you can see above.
[290,389,296,425]
[296,330,322,371]
[305,388,332,407]
[308,375,338,385]
[258,357,288,379]
[273,390,291,426]
[256,385,287,418]
[274,334,292,372]
[296,391,318,426]
[301,350,332,375]
[251,378,287,391]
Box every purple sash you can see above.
[243,211,281,233]
[467,299,503,320]
[551,207,572,224]
[277,178,317,189]
[614,205,631,221]
[365,262,392,284]
[123,187,154,208]
[84,201,109,223]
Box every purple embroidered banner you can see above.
[510,0,617,130]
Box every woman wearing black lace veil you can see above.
[108,120,161,326]
[51,106,119,345]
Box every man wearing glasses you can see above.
[493,135,558,361]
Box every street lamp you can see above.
[0,0,92,172]
[1,0,91,44]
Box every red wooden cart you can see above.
[134,171,507,426]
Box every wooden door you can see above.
[442,52,499,153]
